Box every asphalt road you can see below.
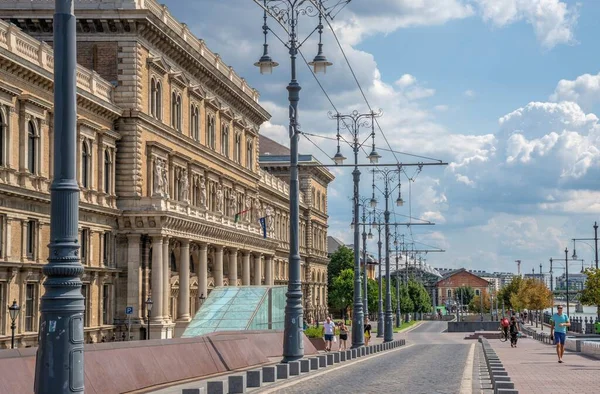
[266,321,473,394]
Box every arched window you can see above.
[447,289,452,298]
[27,121,37,174]
[156,81,162,120]
[221,125,229,157]
[81,141,90,188]
[150,78,156,117]
[191,105,199,141]
[207,114,215,149]
[171,92,181,131]
[0,109,5,166]
[234,133,241,163]
[190,254,195,274]
[170,251,177,272]
[246,140,253,170]
[104,150,112,194]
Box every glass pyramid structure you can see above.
[182,286,286,337]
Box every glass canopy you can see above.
[182,286,286,337]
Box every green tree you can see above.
[327,246,354,288]
[498,276,524,310]
[455,286,475,306]
[580,268,600,319]
[328,268,354,313]
[407,279,432,313]
[469,293,491,313]
[398,283,414,313]
[367,278,379,316]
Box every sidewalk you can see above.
[488,326,599,394]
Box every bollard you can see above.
[365,346,370,355]
[333,352,340,363]
[309,357,319,371]
[262,366,276,383]
[246,370,262,388]
[326,353,334,366]
[276,363,289,380]
[346,349,352,360]
[318,354,327,368]
[228,375,246,394]
[182,389,203,394]
[351,349,357,359]
[494,381,515,391]
[207,381,227,394]
[340,351,346,362]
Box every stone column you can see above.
[228,248,238,286]
[126,234,142,321]
[177,239,191,321]
[214,245,224,287]
[265,255,273,286]
[162,237,171,321]
[242,251,251,285]
[151,236,163,322]
[199,243,208,298]
[254,253,262,286]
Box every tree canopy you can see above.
[327,246,354,289]
[497,276,524,310]
[328,268,354,311]
[455,286,475,306]
[580,267,600,318]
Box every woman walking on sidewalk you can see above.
[509,315,520,347]
[364,317,372,346]
[338,322,349,351]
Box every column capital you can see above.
[214,245,224,252]
[253,252,263,258]
[126,233,141,242]
[151,235,163,244]
[180,238,191,247]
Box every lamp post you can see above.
[145,297,153,340]
[394,232,403,328]
[565,247,570,317]
[34,1,85,392]
[316,294,320,328]
[549,258,554,316]
[8,300,20,349]
[571,221,599,270]
[371,211,384,338]
[331,111,382,349]
[199,293,206,307]
[254,0,345,361]
[359,197,372,320]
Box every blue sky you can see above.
[163,0,600,274]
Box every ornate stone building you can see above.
[0,0,333,346]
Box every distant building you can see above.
[436,268,492,307]
[555,273,587,291]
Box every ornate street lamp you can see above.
[199,293,206,306]
[8,300,20,349]
[145,297,153,341]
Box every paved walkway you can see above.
[488,325,600,394]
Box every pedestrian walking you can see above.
[322,316,336,352]
[509,315,520,347]
[550,304,570,363]
[364,317,372,346]
[338,322,349,351]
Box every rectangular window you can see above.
[0,282,4,335]
[81,284,90,327]
[25,283,35,332]
[80,228,88,264]
[26,220,36,259]
[0,215,4,258]
[102,284,110,325]
[103,232,110,265]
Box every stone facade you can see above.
[0,0,333,346]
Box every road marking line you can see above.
[459,343,476,394]
[256,344,416,393]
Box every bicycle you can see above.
[498,327,509,342]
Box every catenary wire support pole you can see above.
[34,1,84,392]
[394,231,402,328]
[253,0,348,362]
[331,109,383,348]
[359,198,370,320]
[371,211,384,338]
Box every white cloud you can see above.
[464,89,476,98]
[434,105,449,112]
[474,0,578,48]
[551,72,600,111]
[395,74,416,88]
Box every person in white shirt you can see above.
[322,316,336,352]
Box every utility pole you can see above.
[34,1,85,393]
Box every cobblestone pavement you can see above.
[266,322,473,394]
[489,325,600,394]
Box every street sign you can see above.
[125,306,133,315]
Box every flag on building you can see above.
[259,217,267,238]
[234,210,249,223]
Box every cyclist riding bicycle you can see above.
[500,316,510,340]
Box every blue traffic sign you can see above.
[125,306,133,315]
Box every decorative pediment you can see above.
[204,96,221,111]
[0,80,23,97]
[233,115,248,129]
[220,106,234,120]
[77,117,103,133]
[147,55,169,75]
[168,70,189,89]
[188,84,207,100]
[146,140,172,160]
[245,125,259,136]
[19,93,52,111]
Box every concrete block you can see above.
[491,371,508,377]
[351,349,357,359]
[333,352,340,363]
[228,375,246,394]
[340,351,346,362]
[288,361,300,376]
[346,349,352,360]
[262,366,276,383]
[246,370,262,388]
[494,381,515,391]
[365,346,370,355]
[309,357,319,370]
[495,389,518,394]
[360,347,366,356]
[182,389,203,394]
[299,359,310,373]
[318,354,327,368]
[276,363,289,380]
[491,376,511,384]
[207,381,227,394]
[326,353,334,365]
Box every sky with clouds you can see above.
[162,0,600,274]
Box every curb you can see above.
[478,337,518,394]
[183,339,407,394]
